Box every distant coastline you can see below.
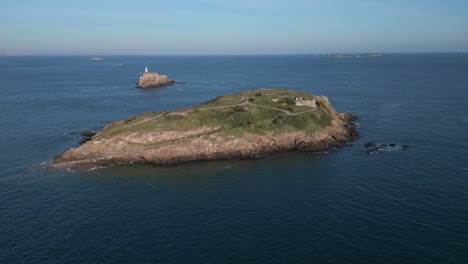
[0,54,16,57]
[326,53,382,58]
[1,52,467,57]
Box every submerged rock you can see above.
[365,142,377,148]
[377,145,387,151]
[365,143,415,154]
[402,145,413,151]
[366,149,378,155]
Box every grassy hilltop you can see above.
[97,89,334,141]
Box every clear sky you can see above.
[1,0,467,55]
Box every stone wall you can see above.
[295,98,316,108]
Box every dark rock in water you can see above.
[366,143,414,154]
[347,113,359,122]
[82,131,96,138]
[366,148,378,155]
[366,144,388,154]
[402,145,413,150]
[376,146,386,151]
[79,138,91,144]
[80,131,96,144]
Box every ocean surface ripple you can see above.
[0,54,467,263]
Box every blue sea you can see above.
[1,54,467,263]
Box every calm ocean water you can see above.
[0,54,467,263]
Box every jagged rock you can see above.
[365,142,377,148]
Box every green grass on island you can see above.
[98,89,334,139]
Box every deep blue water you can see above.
[0,54,467,263]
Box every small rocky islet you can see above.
[137,66,175,88]
[364,141,414,154]
[52,89,359,170]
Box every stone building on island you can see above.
[294,97,316,108]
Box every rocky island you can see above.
[52,89,358,169]
[138,67,175,88]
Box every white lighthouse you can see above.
[144,66,148,73]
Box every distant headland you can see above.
[52,89,358,170]
[90,57,105,61]
[326,53,382,58]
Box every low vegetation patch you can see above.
[98,89,333,138]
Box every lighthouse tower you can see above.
[144,66,148,73]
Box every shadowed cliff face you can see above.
[138,71,175,88]
[53,89,358,170]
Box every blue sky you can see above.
[1,0,467,55]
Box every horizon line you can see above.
[1,51,467,57]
